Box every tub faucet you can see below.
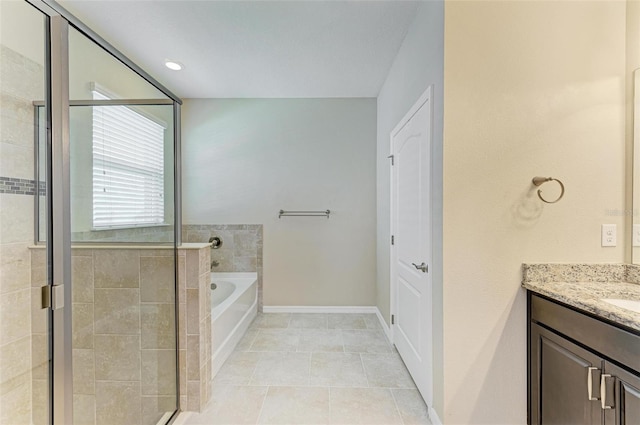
[211,260,219,270]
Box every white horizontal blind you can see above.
[92,91,165,228]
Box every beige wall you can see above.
[443,1,626,423]
[182,98,377,307]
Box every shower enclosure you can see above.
[0,1,182,424]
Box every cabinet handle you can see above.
[600,374,615,410]
[587,367,600,401]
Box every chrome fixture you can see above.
[209,236,223,249]
[211,282,217,290]
[587,367,600,401]
[600,374,614,410]
[532,176,565,204]
[279,209,331,218]
[208,236,222,270]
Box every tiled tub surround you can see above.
[183,225,263,311]
[0,45,44,424]
[185,312,431,425]
[177,244,213,413]
[522,263,640,332]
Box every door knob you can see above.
[412,262,428,273]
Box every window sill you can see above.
[90,223,172,231]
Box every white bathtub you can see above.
[210,272,258,378]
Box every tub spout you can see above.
[211,260,220,270]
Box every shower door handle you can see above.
[41,284,65,310]
[412,262,428,273]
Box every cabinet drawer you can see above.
[531,294,640,372]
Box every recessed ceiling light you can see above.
[165,60,183,71]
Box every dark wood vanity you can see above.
[528,293,640,424]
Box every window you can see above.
[92,90,165,228]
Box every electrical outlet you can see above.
[602,224,617,247]
[633,224,640,247]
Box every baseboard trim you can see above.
[428,407,442,425]
[261,306,394,342]
[375,307,392,343]
[262,305,378,314]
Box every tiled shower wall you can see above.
[183,224,263,311]
[0,45,43,424]
[30,247,179,425]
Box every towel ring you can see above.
[532,177,565,204]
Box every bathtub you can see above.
[210,272,258,378]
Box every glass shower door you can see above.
[65,26,179,425]
[2,2,181,424]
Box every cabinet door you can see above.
[531,324,603,425]
[602,363,640,425]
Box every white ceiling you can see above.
[57,0,420,99]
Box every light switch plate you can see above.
[602,224,617,247]
[633,224,640,247]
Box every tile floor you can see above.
[185,313,432,425]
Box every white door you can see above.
[390,87,433,407]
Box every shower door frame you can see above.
[25,1,183,424]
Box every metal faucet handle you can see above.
[208,236,223,249]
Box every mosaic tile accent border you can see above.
[0,177,45,196]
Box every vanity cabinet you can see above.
[602,362,640,425]
[530,323,602,424]
[528,293,640,425]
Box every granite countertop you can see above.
[522,264,640,333]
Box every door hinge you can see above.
[391,314,395,325]
[391,235,394,245]
[387,155,394,166]
[41,285,65,310]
